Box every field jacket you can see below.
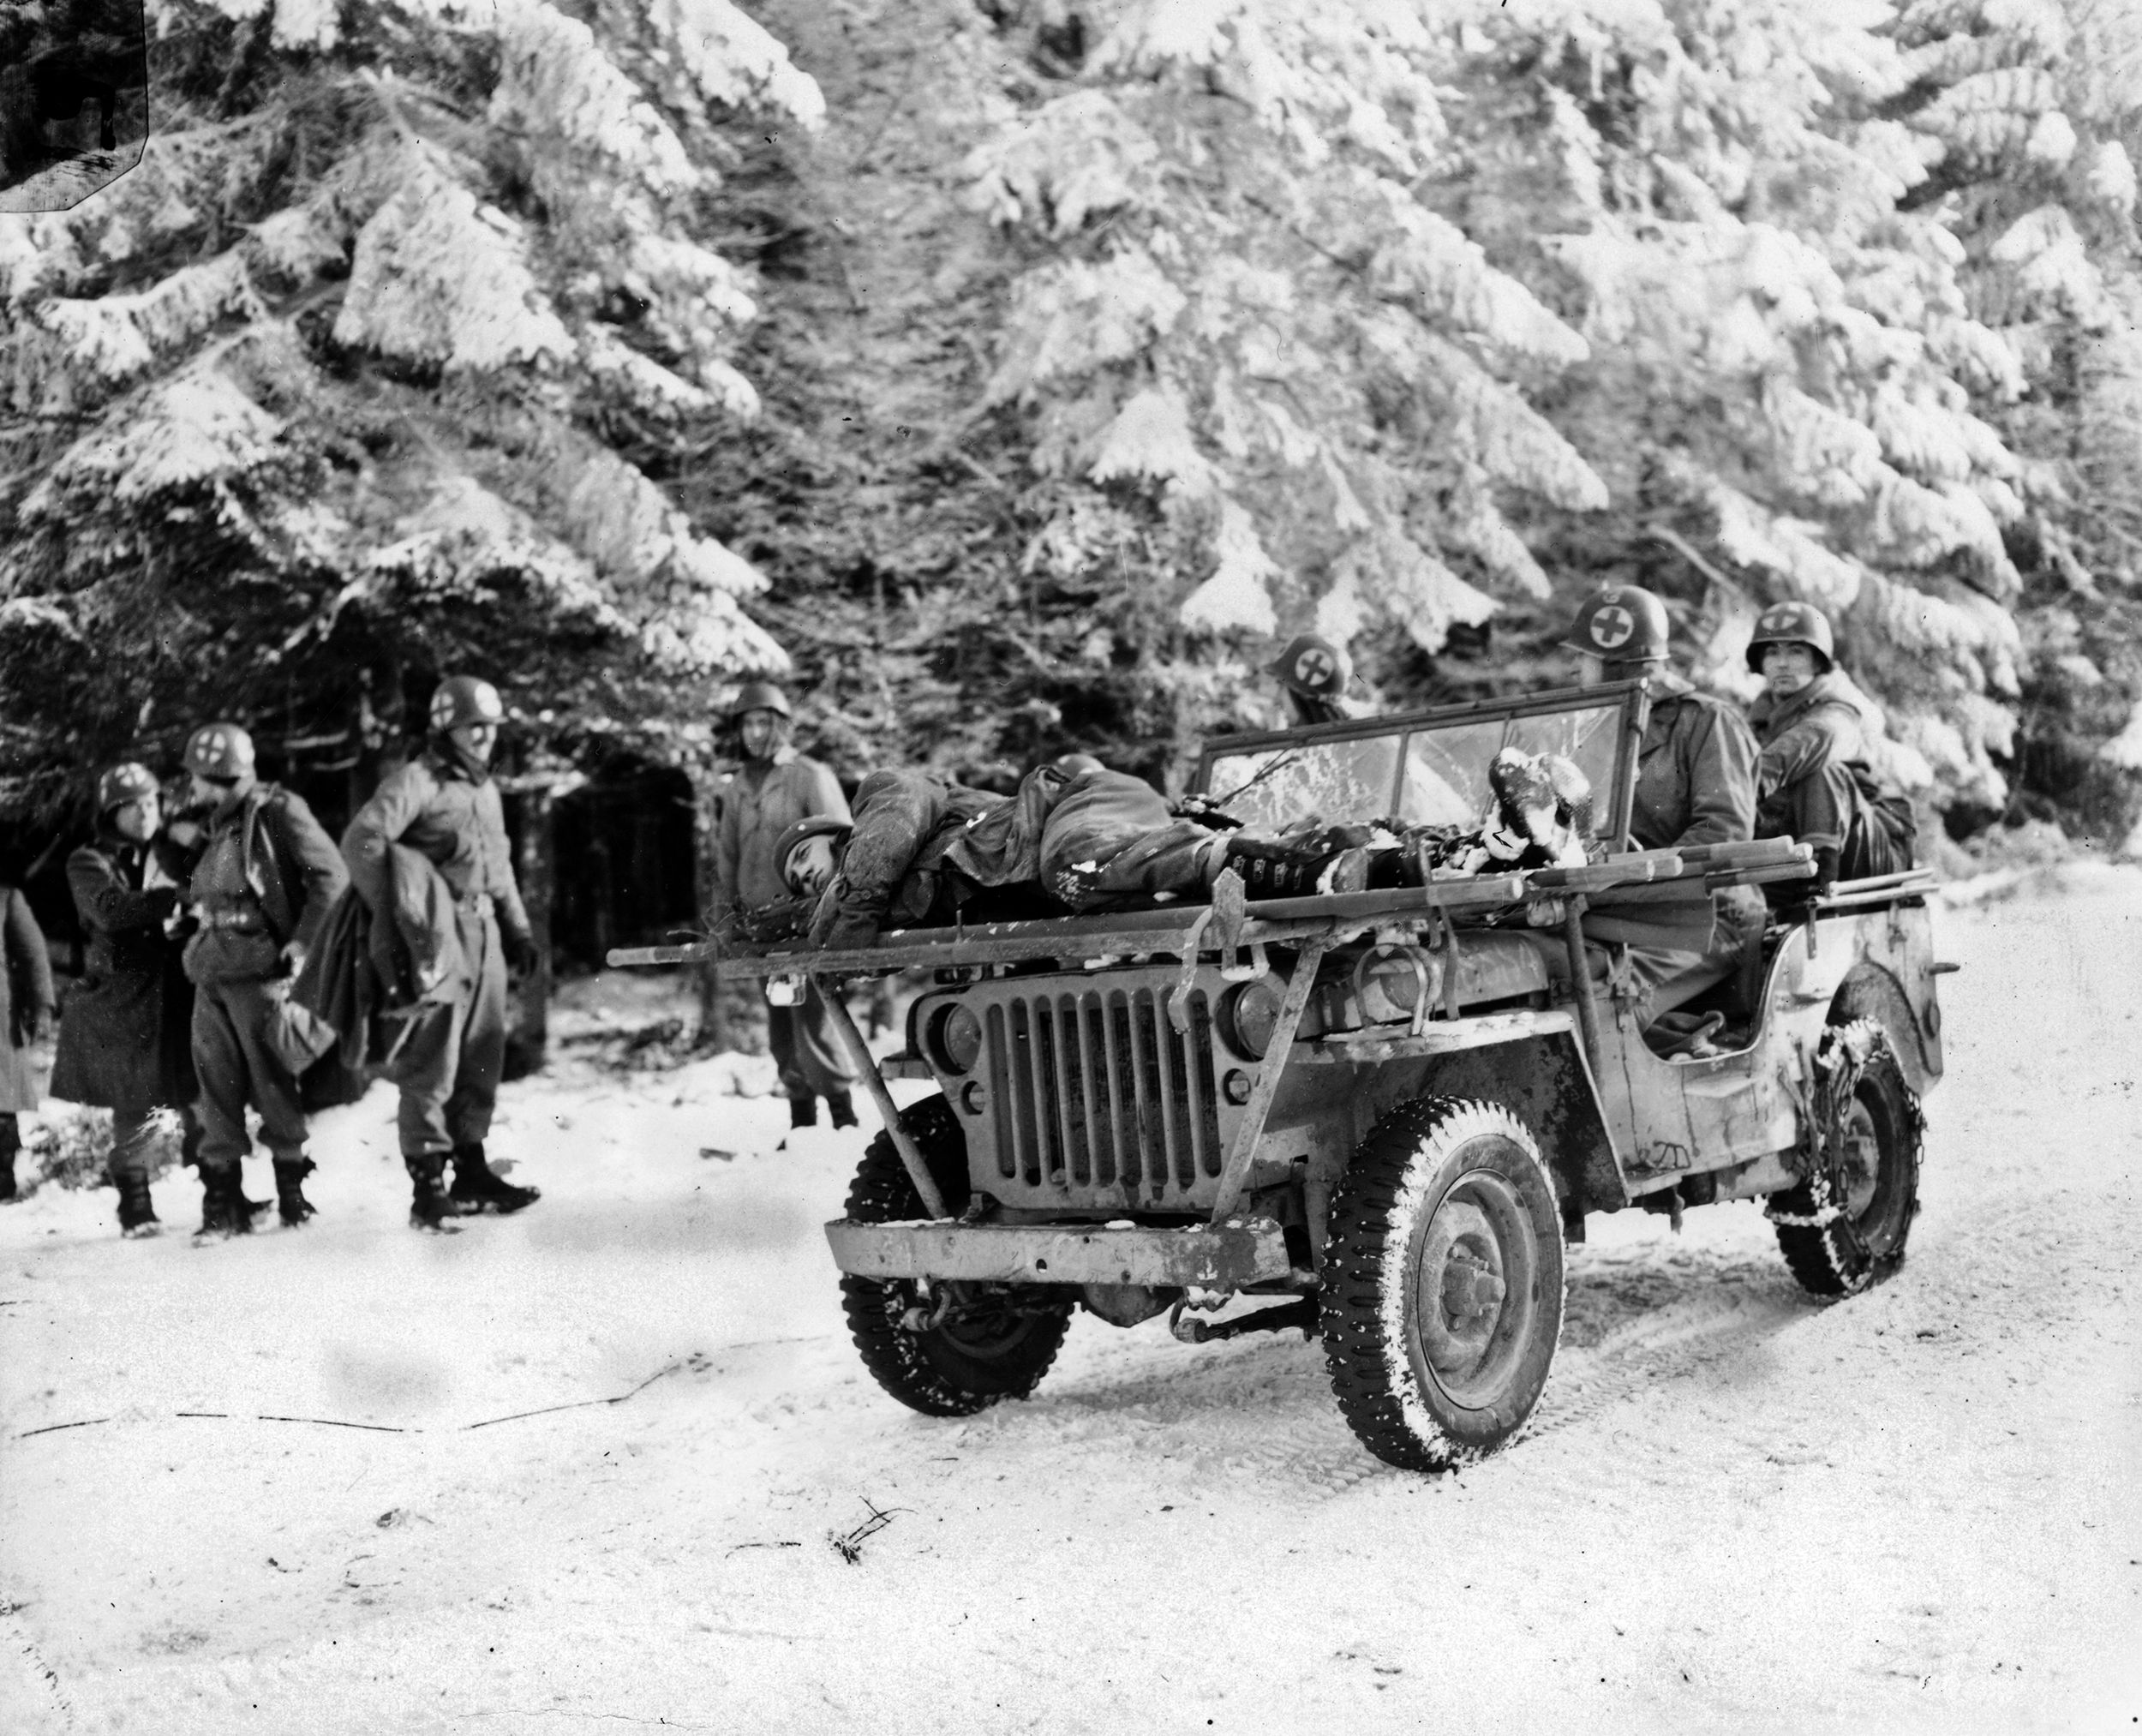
[182,784,348,985]
[344,751,531,970]
[1629,672,1758,853]
[716,750,850,919]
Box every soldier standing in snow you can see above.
[0,877,55,1206]
[714,681,858,1132]
[343,675,542,1230]
[178,722,348,1236]
[1562,584,1763,1045]
[49,763,206,1236]
[1744,601,1916,896]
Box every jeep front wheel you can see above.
[1319,1098,1565,1472]
[839,1095,1074,1418]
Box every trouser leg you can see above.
[439,915,541,1213]
[441,910,506,1150]
[1772,763,1854,857]
[224,979,309,1164]
[0,1111,17,1200]
[106,1092,157,1188]
[766,998,817,1126]
[106,1092,159,1233]
[1048,821,1220,911]
[191,979,254,1170]
[392,995,470,1159]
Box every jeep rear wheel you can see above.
[1773,1038,1924,1298]
[840,1094,1074,1418]
[1319,1098,1565,1473]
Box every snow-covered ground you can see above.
[3,870,2137,1735]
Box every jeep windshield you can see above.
[1194,681,1648,847]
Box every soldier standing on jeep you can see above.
[178,722,348,1237]
[715,682,859,1132]
[1562,584,1763,1041]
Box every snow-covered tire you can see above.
[839,1095,1074,1419]
[1773,1043,1923,1298]
[1319,1098,1565,1474]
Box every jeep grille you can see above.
[983,985,1224,1203]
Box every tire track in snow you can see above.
[1522,1247,1812,1447]
[1,1605,74,1733]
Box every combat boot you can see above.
[1220,835,1372,901]
[448,1141,540,1214]
[272,1157,317,1226]
[789,1096,818,1129]
[114,1170,160,1238]
[826,1090,859,1130]
[194,1165,254,1239]
[0,1120,17,1202]
[409,1155,481,1231]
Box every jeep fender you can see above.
[1829,961,1942,1096]
[1284,1030,1630,1221]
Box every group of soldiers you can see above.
[717,584,1915,1122]
[0,589,1912,1213]
[0,675,543,1238]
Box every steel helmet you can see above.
[1745,600,1835,673]
[183,722,256,782]
[429,674,506,733]
[1050,752,1104,778]
[97,762,160,814]
[773,815,852,894]
[1560,584,1671,662]
[1265,632,1355,702]
[729,681,793,723]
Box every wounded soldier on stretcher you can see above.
[754,748,1598,954]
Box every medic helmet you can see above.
[96,762,160,814]
[728,681,793,723]
[1560,584,1671,663]
[183,723,256,783]
[1264,633,1355,702]
[429,674,506,734]
[1744,600,1835,673]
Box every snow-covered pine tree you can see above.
[960,0,2137,843]
[1882,0,2142,850]
[1427,0,2049,822]
[0,0,817,819]
[962,0,1607,750]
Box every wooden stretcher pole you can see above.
[1560,894,1605,1074]
[812,975,950,1220]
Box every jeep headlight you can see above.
[928,1002,984,1075]
[1221,976,1287,1060]
[1355,946,1439,1026]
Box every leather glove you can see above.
[502,927,540,976]
[1810,846,1840,901]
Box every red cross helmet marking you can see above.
[1293,645,1337,686]
[1589,605,1635,650]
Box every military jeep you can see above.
[617,681,1949,1473]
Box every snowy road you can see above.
[3,870,2137,1734]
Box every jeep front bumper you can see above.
[823,1218,1294,1289]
